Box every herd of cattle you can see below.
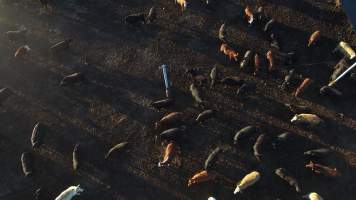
[0,0,354,199]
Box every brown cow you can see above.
[220,43,238,61]
[306,161,340,178]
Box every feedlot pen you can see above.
[0,0,356,199]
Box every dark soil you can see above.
[0,0,355,199]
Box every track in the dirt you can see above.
[0,0,356,199]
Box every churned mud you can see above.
[0,0,355,199]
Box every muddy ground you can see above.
[0,0,356,199]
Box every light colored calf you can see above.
[55,185,84,200]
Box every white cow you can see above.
[55,185,84,200]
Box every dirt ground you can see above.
[0,0,356,199]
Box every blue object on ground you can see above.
[159,64,172,98]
